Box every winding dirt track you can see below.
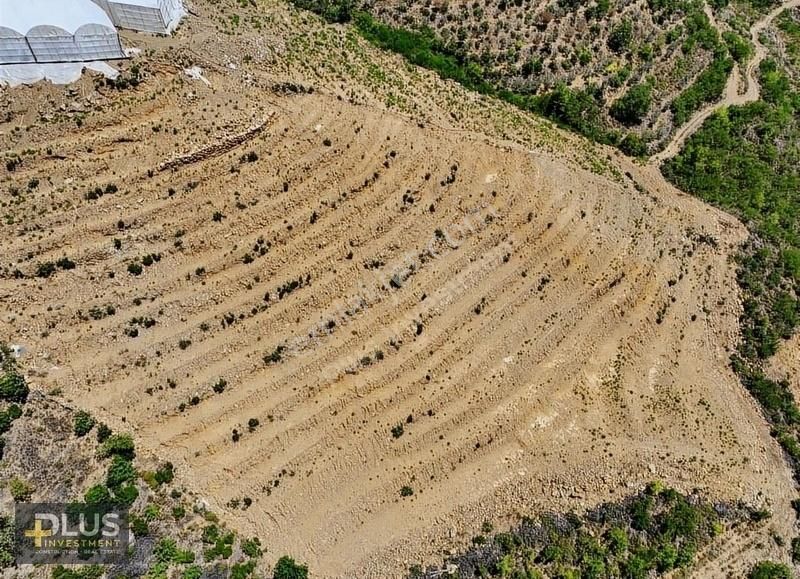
[652,0,800,163]
[0,1,797,575]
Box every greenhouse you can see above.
[91,0,184,35]
[0,0,125,64]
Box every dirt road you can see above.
[652,0,800,163]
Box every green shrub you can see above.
[113,483,139,507]
[173,505,186,520]
[748,561,792,579]
[52,565,104,579]
[608,20,634,53]
[671,55,733,125]
[74,410,95,437]
[9,477,33,502]
[36,262,57,278]
[242,537,262,558]
[130,515,149,537]
[0,404,22,434]
[610,83,653,126]
[792,537,800,563]
[231,560,256,579]
[0,369,29,403]
[0,515,14,568]
[100,433,135,460]
[106,455,136,488]
[391,423,404,438]
[155,462,175,485]
[96,423,112,443]
[154,538,178,564]
[723,31,753,63]
[273,556,309,579]
[84,485,112,505]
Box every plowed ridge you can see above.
[0,76,791,576]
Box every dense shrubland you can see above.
[412,482,754,578]
[288,0,738,154]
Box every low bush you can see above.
[74,410,95,437]
[273,556,309,579]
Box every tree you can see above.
[610,83,652,126]
[273,556,309,579]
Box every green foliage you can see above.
[352,12,494,95]
[155,462,175,485]
[52,565,104,579]
[748,561,792,579]
[391,423,404,438]
[683,8,720,51]
[0,368,29,403]
[112,483,139,507]
[527,84,610,143]
[434,485,725,578]
[154,538,178,564]
[203,526,235,560]
[130,514,149,537]
[288,3,647,152]
[9,477,33,501]
[100,433,136,460]
[611,82,653,126]
[792,536,800,563]
[274,556,309,579]
[0,515,14,569]
[242,537,263,558]
[663,58,800,479]
[608,20,634,53]
[36,262,57,278]
[723,31,753,64]
[289,0,353,22]
[74,410,95,437]
[106,455,137,488]
[96,422,112,443]
[84,484,112,505]
[0,404,22,434]
[231,560,256,579]
[182,565,202,579]
[671,54,733,125]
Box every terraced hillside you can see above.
[0,0,796,576]
[355,0,741,145]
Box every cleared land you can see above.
[0,1,796,576]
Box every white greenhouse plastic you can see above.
[91,0,184,35]
[0,0,125,64]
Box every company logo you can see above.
[15,503,129,564]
